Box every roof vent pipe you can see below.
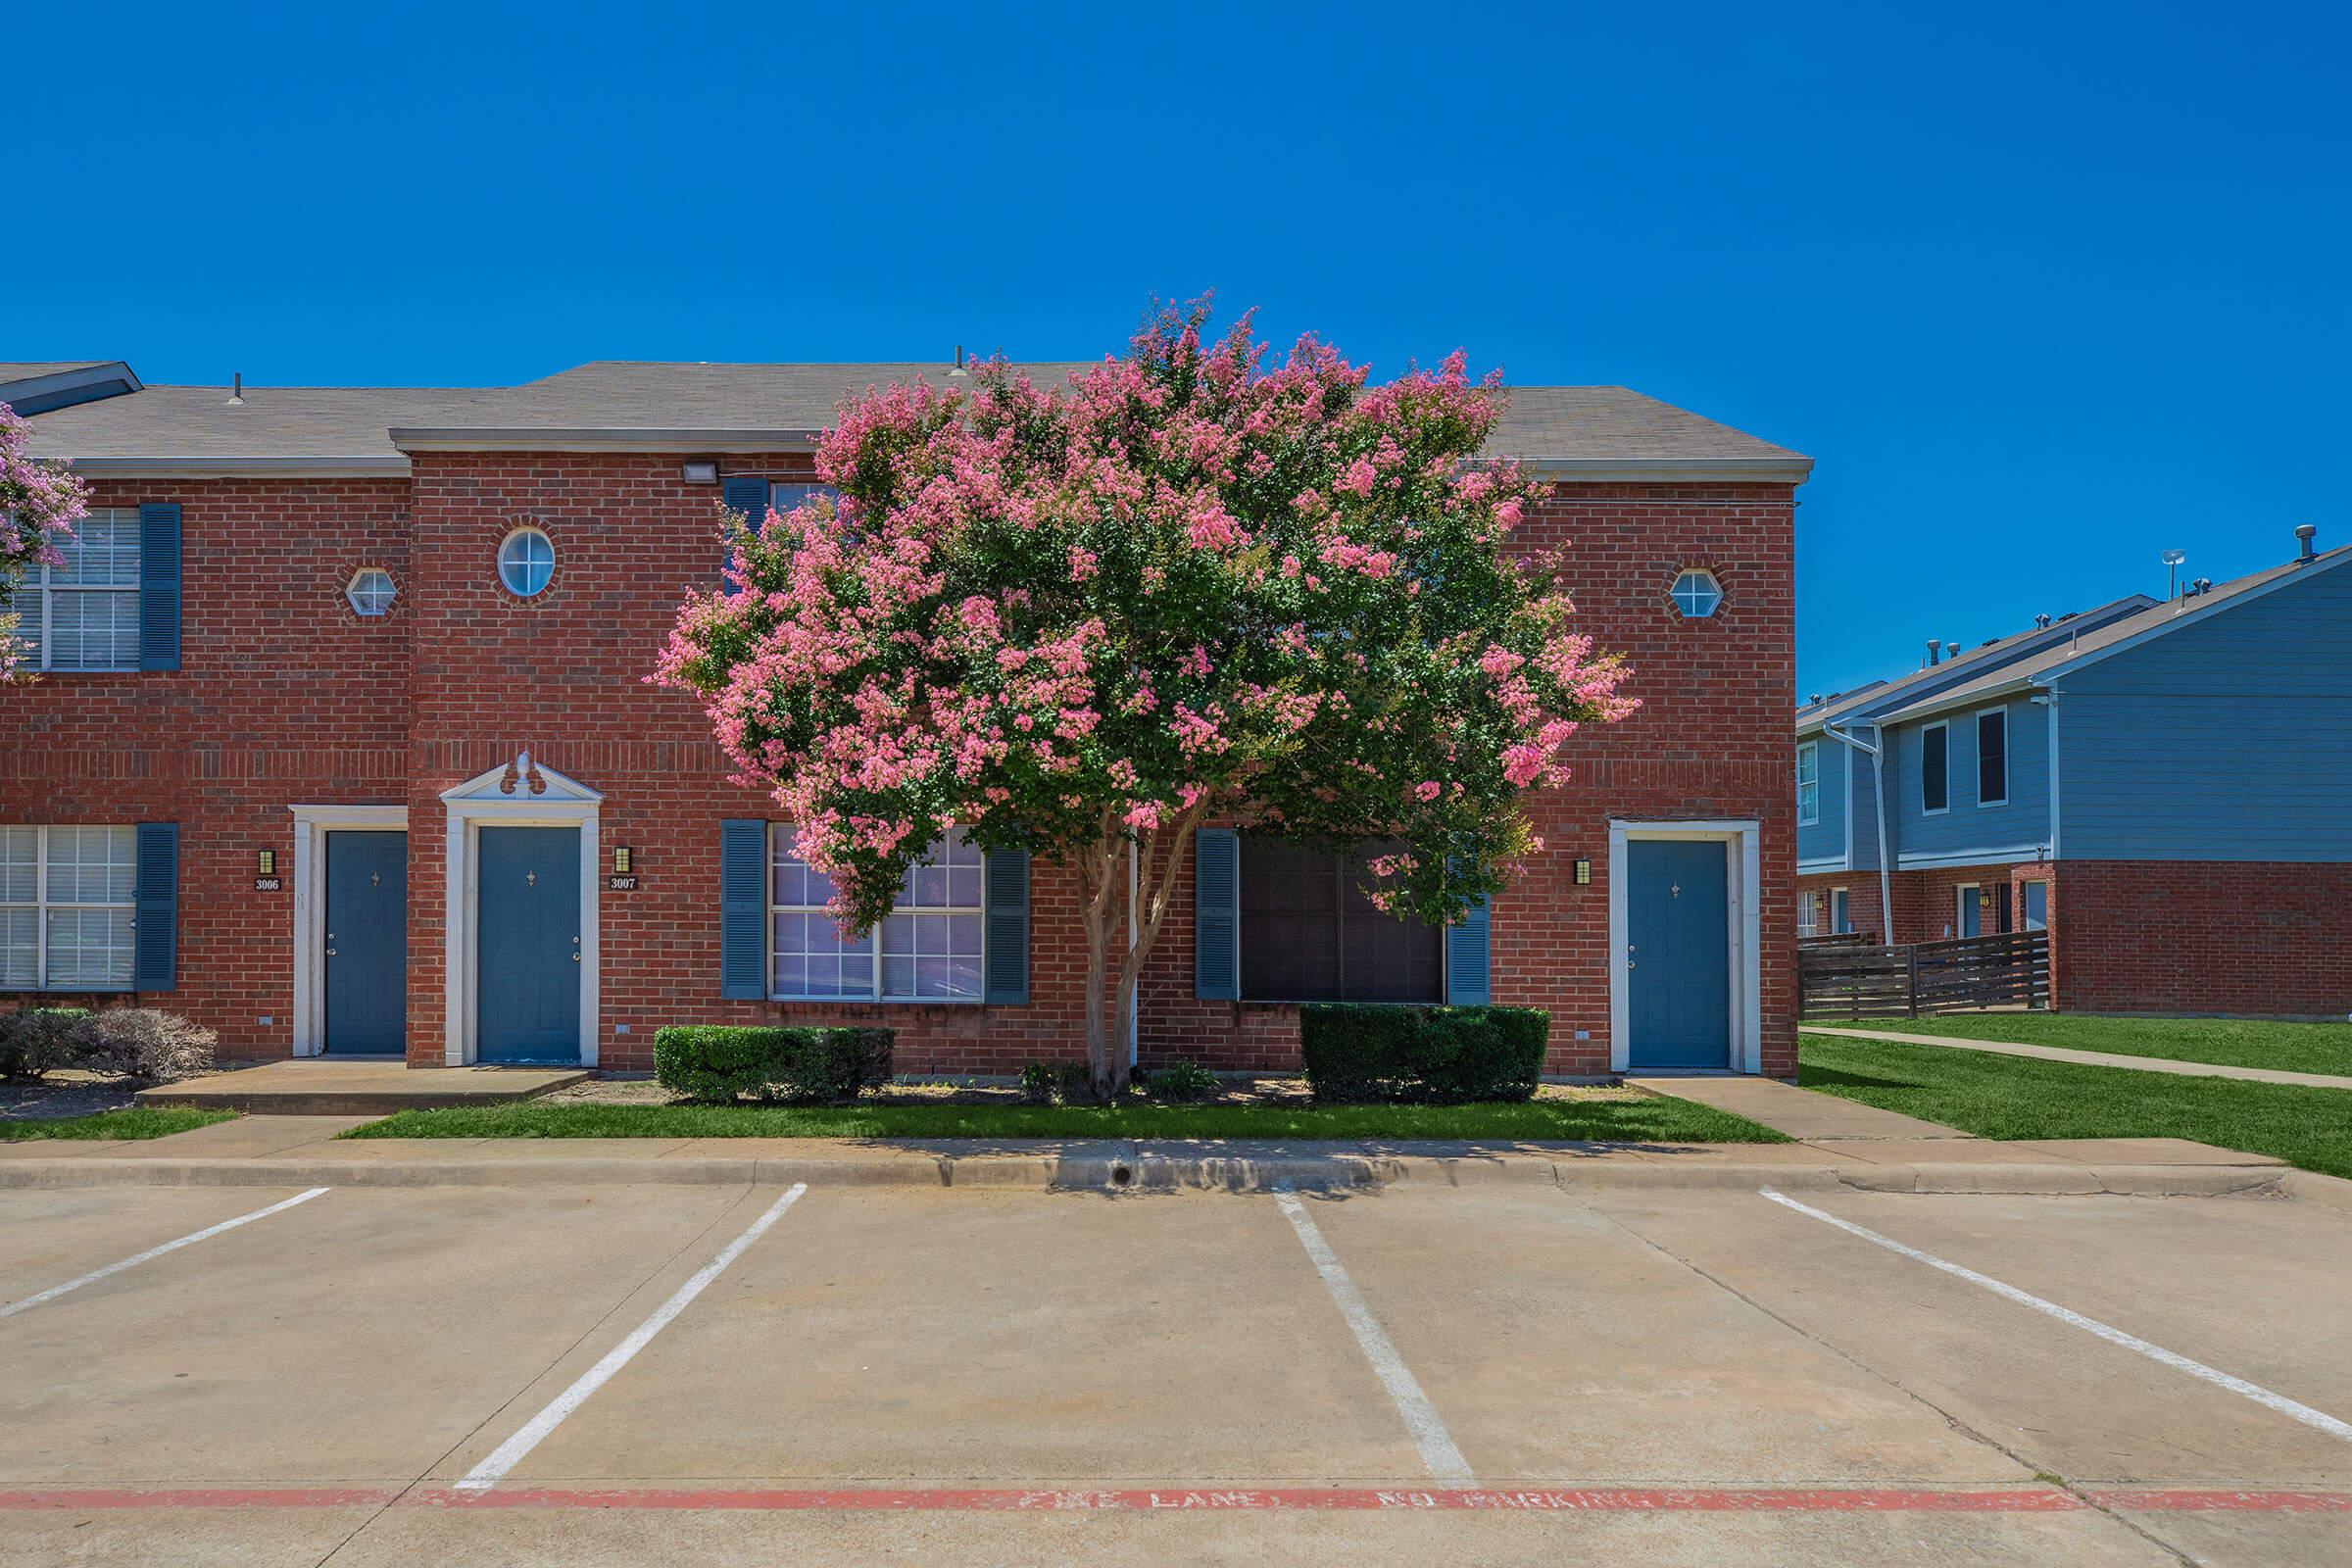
[1944,641,1959,661]
[2295,524,2318,564]
[224,372,243,407]
[2034,613,2052,629]
[1925,638,1941,667]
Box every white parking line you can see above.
[456,1183,808,1493]
[1273,1187,1477,1486]
[1760,1188,2352,1445]
[0,1188,331,1321]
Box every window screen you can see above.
[1238,837,1442,1003]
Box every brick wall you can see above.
[1795,871,1884,942]
[2050,860,2352,1016]
[1140,483,1800,1078]
[0,478,411,1057]
[6,464,1798,1076]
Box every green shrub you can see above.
[1140,1058,1219,1103]
[0,1008,89,1082]
[653,1025,893,1104]
[1299,1004,1549,1103]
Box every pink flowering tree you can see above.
[0,404,91,681]
[658,303,1635,1095]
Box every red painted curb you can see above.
[3,1484,2346,1514]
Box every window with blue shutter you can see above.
[1193,828,1240,1000]
[133,821,178,992]
[718,819,767,999]
[982,848,1029,1004]
[137,503,181,671]
[1445,898,1492,1006]
[719,475,768,580]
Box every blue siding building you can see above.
[1796,529,2352,1015]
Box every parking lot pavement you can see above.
[2,1180,2349,1566]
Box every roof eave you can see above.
[53,454,412,479]
[390,426,822,454]
[1517,455,1812,484]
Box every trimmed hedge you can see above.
[1299,1004,1549,1103]
[653,1025,893,1104]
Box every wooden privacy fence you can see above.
[1799,929,2050,1020]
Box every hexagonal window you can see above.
[346,567,397,617]
[1669,568,1723,618]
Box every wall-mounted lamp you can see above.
[256,849,277,877]
[1573,858,1592,886]
[612,846,634,875]
[679,461,719,486]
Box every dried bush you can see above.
[70,1009,219,1082]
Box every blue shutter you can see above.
[720,476,768,579]
[133,822,178,992]
[982,848,1030,1004]
[1193,828,1239,1001]
[719,819,767,1000]
[1446,897,1492,1006]
[138,503,181,671]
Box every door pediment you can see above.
[441,751,603,805]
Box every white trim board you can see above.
[1606,819,1764,1075]
[287,805,410,1057]
[1895,845,2046,871]
[439,755,602,1067]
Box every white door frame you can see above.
[439,755,601,1067]
[1607,818,1763,1074]
[288,805,410,1057]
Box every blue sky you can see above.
[14,1,2346,698]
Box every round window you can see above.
[1670,568,1723,618]
[498,528,555,598]
[345,567,397,616]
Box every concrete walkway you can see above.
[137,1060,589,1115]
[1802,1025,2352,1093]
[1623,1072,1976,1140]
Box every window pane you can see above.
[1240,836,1440,1003]
[1978,711,2007,804]
[47,590,142,670]
[771,906,870,999]
[45,826,136,904]
[0,906,35,989]
[1922,726,1948,811]
[53,509,140,586]
[0,826,36,904]
[46,906,133,988]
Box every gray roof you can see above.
[0,361,119,381]
[15,360,1809,479]
[1875,546,2352,718]
[1795,594,2160,733]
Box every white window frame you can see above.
[1669,568,1724,619]
[1796,889,1820,937]
[19,507,142,673]
[344,566,397,617]
[0,825,138,991]
[1975,706,2010,808]
[768,825,986,1004]
[1831,886,1851,935]
[496,527,556,598]
[1920,719,1950,815]
[1795,741,1820,825]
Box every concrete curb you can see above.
[0,1153,2298,1198]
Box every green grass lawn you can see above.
[343,1096,1787,1144]
[0,1106,234,1142]
[1799,1034,2352,1179]
[1805,1012,2352,1076]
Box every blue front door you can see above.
[324,830,407,1054]
[1626,839,1731,1069]
[476,826,581,1064]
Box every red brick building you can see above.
[4,359,1810,1077]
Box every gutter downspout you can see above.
[1824,721,1894,941]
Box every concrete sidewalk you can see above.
[0,1113,2304,1200]
[1623,1072,1976,1140]
[1802,1025,2352,1092]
